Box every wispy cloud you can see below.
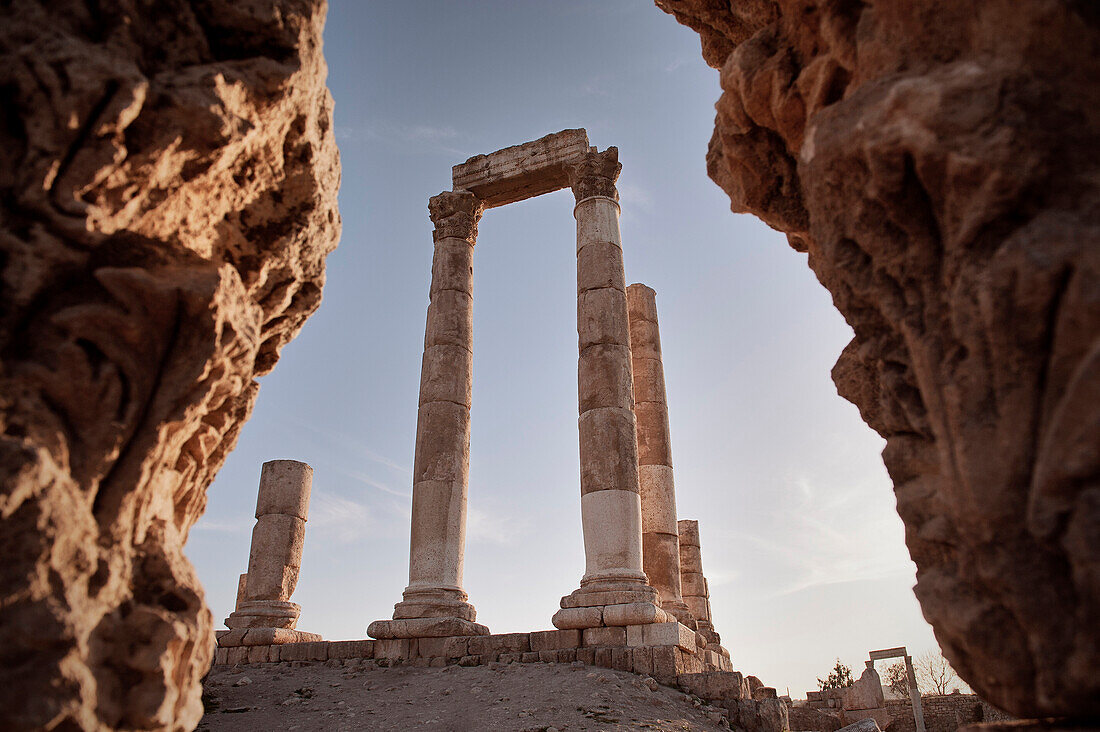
[191,518,251,534]
[467,505,530,546]
[309,492,378,543]
[335,121,465,156]
[296,421,411,477]
[714,475,914,597]
[618,182,653,214]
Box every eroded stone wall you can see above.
[655,0,1099,720]
[0,1,340,729]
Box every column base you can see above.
[224,600,300,630]
[367,585,489,638]
[660,599,698,630]
[217,627,322,647]
[367,616,490,639]
[553,581,669,629]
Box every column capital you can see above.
[429,190,485,243]
[566,147,621,202]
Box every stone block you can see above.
[415,637,448,658]
[575,196,622,251]
[612,647,633,672]
[451,129,590,208]
[529,629,581,652]
[638,466,677,531]
[634,402,673,467]
[498,653,520,664]
[430,238,473,296]
[632,647,653,676]
[226,647,249,666]
[418,344,472,407]
[583,626,627,647]
[652,646,680,683]
[577,241,626,294]
[538,650,558,663]
[602,602,667,627]
[578,344,634,412]
[255,460,312,520]
[561,587,659,608]
[468,633,529,655]
[578,287,630,350]
[521,652,540,663]
[423,289,472,349]
[631,357,667,405]
[327,640,374,660]
[442,636,470,658]
[247,645,272,664]
[374,639,413,661]
[681,572,707,598]
[627,318,661,362]
[576,647,596,666]
[214,647,229,665]
[594,647,614,669]
[557,649,577,663]
[411,405,470,484]
[552,605,602,629]
[624,621,696,651]
[677,671,746,702]
[458,655,479,667]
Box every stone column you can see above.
[553,148,665,630]
[224,460,319,643]
[678,519,721,645]
[627,283,695,628]
[368,190,489,639]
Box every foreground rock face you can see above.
[0,1,340,729]
[656,0,1099,720]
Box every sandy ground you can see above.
[200,658,732,731]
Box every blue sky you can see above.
[187,0,940,696]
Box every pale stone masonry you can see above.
[552,147,667,631]
[627,283,695,628]
[368,191,490,640]
[221,460,321,647]
[678,519,721,647]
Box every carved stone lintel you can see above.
[566,147,621,202]
[429,190,485,243]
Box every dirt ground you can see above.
[200,658,732,731]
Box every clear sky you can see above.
[187,0,942,697]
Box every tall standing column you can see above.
[678,519,722,645]
[628,283,695,627]
[224,460,320,644]
[553,148,665,630]
[368,190,489,639]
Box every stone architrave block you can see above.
[452,129,590,208]
[327,640,374,660]
[583,626,627,647]
[529,629,582,652]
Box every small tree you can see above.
[817,659,855,691]
[883,661,911,699]
[916,650,959,695]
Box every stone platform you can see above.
[212,623,733,684]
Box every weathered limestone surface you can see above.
[223,460,319,640]
[628,282,695,627]
[656,0,1100,719]
[0,2,340,729]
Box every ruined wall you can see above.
[655,0,1099,720]
[884,695,1015,732]
[0,1,340,729]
